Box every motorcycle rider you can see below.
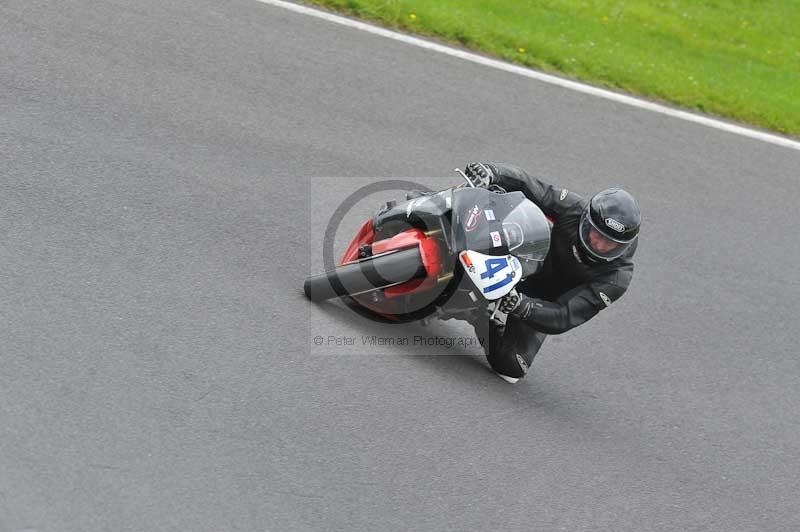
[462,162,641,383]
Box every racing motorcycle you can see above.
[303,172,551,324]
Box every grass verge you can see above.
[305,0,800,137]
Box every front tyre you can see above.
[303,247,426,302]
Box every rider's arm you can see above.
[509,272,632,334]
[472,162,574,218]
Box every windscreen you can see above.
[501,200,551,277]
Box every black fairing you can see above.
[450,188,528,255]
[373,187,543,258]
[372,190,452,239]
[360,186,549,322]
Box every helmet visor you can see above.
[579,209,633,261]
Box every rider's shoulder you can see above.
[549,190,585,219]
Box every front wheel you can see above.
[303,247,426,302]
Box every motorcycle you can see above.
[303,172,552,324]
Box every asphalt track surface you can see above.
[2,1,799,531]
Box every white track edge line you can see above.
[255,0,800,152]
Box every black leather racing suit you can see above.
[474,162,637,379]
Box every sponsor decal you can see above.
[560,189,569,201]
[509,256,521,272]
[445,195,452,209]
[515,354,529,373]
[460,253,476,273]
[599,291,612,307]
[605,217,626,233]
[484,209,496,221]
[464,205,482,232]
[490,231,502,247]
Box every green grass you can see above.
[306,0,800,136]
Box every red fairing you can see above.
[372,228,424,255]
[418,234,443,278]
[340,219,376,265]
[376,228,443,299]
[340,223,444,302]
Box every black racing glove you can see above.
[497,288,522,315]
[464,162,495,188]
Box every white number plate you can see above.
[459,250,522,300]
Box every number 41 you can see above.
[480,257,514,293]
[480,258,508,279]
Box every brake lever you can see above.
[454,168,475,188]
[489,301,500,321]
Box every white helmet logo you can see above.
[605,218,626,233]
[560,189,568,201]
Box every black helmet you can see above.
[578,188,640,262]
